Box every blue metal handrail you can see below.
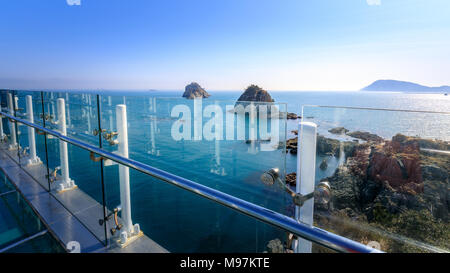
[0,110,382,253]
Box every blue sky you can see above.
[0,0,449,91]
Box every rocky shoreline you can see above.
[268,128,449,253]
[317,132,449,252]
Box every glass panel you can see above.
[0,178,45,249]
[39,92,107,245]
[102,165,289,252]
[300,105,450,253]
[3,232,66,253]
[13,91,50,190]
[41,91,100,145]
[0,172,65,253]
[98,94,290,252]
[99,95,288,211]
[0,90,21,164]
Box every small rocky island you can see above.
[182,82,210,99]
[236,84,274,106]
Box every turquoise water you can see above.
[6,90,450,252]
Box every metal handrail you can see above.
[0,110,382,253]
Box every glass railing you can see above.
[98,96,288,210]
[1,90,109,246]
[99,96,289,252]
[1,89,297,253]
[299,105,450,253]
[1,89,447,253]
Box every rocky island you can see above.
[236,84,274,105]
[235,84,300,119]
[182,82,210,99]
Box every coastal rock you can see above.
[182,82,210,99]
[327,165,362,211]
[320,158,328,170]
[422,164,448,181]
[318,133,450,252]
[286,113,300,120]
[326,135,450,232]
[346,143,371,178]
[392,133,450,151]
[286,138,298,154]
[286,172,296,186]
[367,142,424,195]
[328,127,349,135]
[286,134,355,156]
[348,131,384,143]
[317,135,340,156]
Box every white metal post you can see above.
[87,95,92,134]
[14,96,23,132]
[212,101,225,176]
[0,95,4,140]
[66,93,72,129]
[57,98,75,192]
[0,113,4,140]
[248,103,258,154]
[108,96,113,131]
[14,96,19,111]
[116,104,134,238]
[193,98,202,141]
[51,93,55,120]
[7,93,17,150]
[25,95,41,166]
[294,121,317,253]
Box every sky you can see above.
[0,0,449,91]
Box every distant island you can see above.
[362,80,450,93]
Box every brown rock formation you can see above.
[368,136,424,194]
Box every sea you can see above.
[10,90,450,252]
